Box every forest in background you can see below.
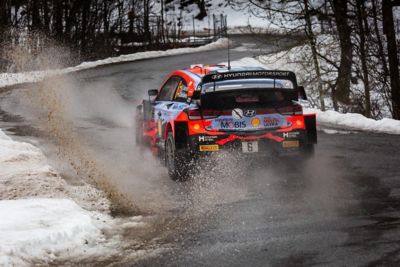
[0,0,226,69]
[0,0,399,119]
[230,0,400,119]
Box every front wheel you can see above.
[165,132,190,181]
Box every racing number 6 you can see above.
[242,141,258,153]
[247,142,253,152]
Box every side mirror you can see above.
[297,86,308,101]
[148,89,158,102]
[148,89,158,97]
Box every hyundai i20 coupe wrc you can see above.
[135,65,317,181]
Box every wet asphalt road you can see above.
[1,34,400,266]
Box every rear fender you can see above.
[304,114,317,144]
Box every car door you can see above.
[154,76,187,138]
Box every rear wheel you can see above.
[165,132,190,181]
[302,144,315,159]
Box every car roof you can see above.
[184,64,266,77]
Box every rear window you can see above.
[201,89,296,110]
[199,78,297,109]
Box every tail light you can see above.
[288,116,305,129]
[187,109,218,120]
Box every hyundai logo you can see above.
[244,110,256,117]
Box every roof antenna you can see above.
[227,36,231,71]
[226,15,231,71]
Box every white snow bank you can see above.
[0,128,145,265]
[0,129,66,200]
[305,108,400,135]
[0,198,103,266]
[0,38,228,88]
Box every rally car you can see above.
[135,65,317,181]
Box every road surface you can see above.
[1,34,400,266]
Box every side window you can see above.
[174,79,188,102]
[157,76,181,101]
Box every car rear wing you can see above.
[201,70,298,88]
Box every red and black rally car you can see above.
[135,65,317,180]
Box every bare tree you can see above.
[303,0,325,111]
[355,0,371,117]
[331,0,352,104]
[382,0,400,119]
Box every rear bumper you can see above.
[187,130,309,156]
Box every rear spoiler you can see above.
[201,70,298,87]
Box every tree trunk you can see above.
[81,0,91,56]
[31,0,42,31]
[161,0,165,43]
[356,0,371,117]
[42,0,51,33]
[143,0,152,46]
[382,0,400,119]
[54,0,63,39]
[303,0,325,111]
[332,0,352,104]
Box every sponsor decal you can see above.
[282,131,300,138]
[232,108,244,119]
[251,117,261,127]
[211,74,223,80]
[264,117,280,127]
[210,71,291,80]
[198,135,218,142]
[243,109,256,117]
[199,144,219,152]
[220,119,246,129]
[210,114,288,130]
[282,140,299,148]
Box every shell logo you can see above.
[251,117,261,127]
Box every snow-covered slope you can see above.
[0,129,143,266]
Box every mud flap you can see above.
[304,114,317,144]
[142,100,153,121]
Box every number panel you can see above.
[242,141,259,153]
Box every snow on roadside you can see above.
[0,199,104,266]
[304,108,400,135]
[0,38,228,88]
[0,128,143,266]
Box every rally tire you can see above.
[302,144,315,159]
[165,132,190,181]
